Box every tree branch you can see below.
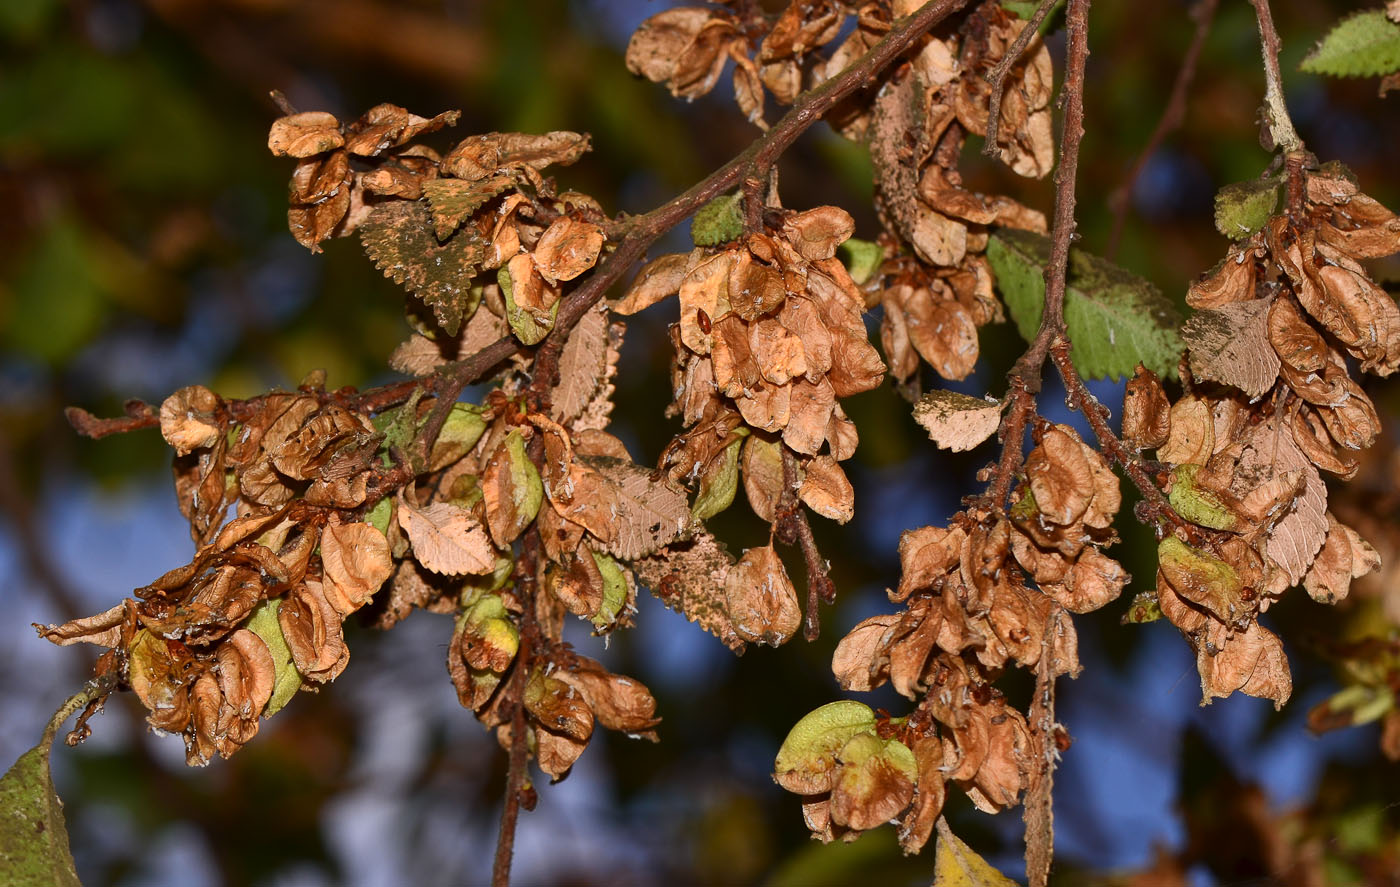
[1249,0,1302,154]
[985,0,1090,511]
[491,523,542,887]
[420,0,973,456]
[984,0,1060,157]
[1105,0,1218,259]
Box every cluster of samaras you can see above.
[1122,164,1399,706]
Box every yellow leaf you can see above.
[933,818,1022,887]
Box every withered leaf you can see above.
[360,201,487,336]
[441,131,590,180]
[550,455,693,561]
[725,544,801,647]
[913,390,1002,452]
[35,600,131,648]
[1182,300,1280,399]
[633,531,744,652]
[390,304,511,377]
[397,489,498,575]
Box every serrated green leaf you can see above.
[1300,10,1400,78]
[691,192,744,246]
[246,599,303,717]
[0,685,104,887]
[360,201,487,336]
[498,264,557,345]
[692,436,743,520]
[1214,178,1280,239]
[838,237,884,285]
[422,176,515,240]
[590,550,629,630]
[774,700,877,794]
[987,229,1183,381]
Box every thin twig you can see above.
[491,524,542,887]
[1249,0,1302,153]
[1048,344,1187,532]
[983,0,1060,157]
[779,448,835,641]
[984,0,1091,511]
[66,379,422,440]
[1105,0,1218,259]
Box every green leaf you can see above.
[987,229,1184,381]
[422,176,515,241]
[691,192,744,247]
[692,435,743,520]
[838,238,884,285]
[1,680,113,887]
[1300,10,1400,78]
[774,701,877,794]
[933,818,1021,887]
[1214,178,1281,240]
[590,550,629,630]
[245,599,303,718]
[360,201,487,336]
[498,264,558,345]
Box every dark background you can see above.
[3,1,1400,884]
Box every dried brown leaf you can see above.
[1183,300,1280,399]
[913,390,1001,452]
[397,489,498,575]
